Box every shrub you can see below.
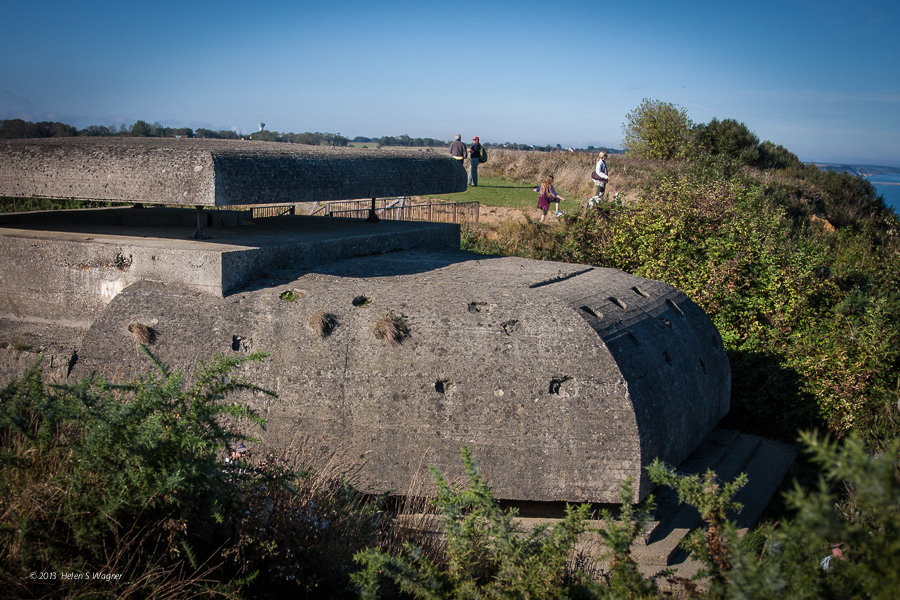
[351,446,600,599]
[623,99,694,160]
[0,348,272,597]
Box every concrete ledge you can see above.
[0,208,460,322]
[0,138,468,206]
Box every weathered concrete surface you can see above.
[51,248,730,503]
[0,208,460,323]
[0,138,467,206]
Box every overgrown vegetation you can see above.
[468,103,900,449]
[0,349,386,599]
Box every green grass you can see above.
[422,176,570,209]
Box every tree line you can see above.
[0,118,351,147]
[1,118,625,153]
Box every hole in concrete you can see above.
[468,302,491,313]
[232,335,252,352]
[435,379,457,395]
[66,350,79,377]
[660,317,672,328]
[666,298,684,316]
[501,319,521,335]
[608,296,627,310]
[352,295,371,307]
[664,351,673,365]
[628,332,640,346]
[632,286,650,298]
[699,357,707,375]
[580,305,603,319]
[548,376,574,396]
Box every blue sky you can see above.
[2,0,898,166]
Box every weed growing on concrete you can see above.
[279,289,302,302]
[374,311,409,346]
[308,309,338,338]
[127,321,154,344]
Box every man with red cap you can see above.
[467,136,484,186]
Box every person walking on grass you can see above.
[468,136,483,186]
[536,175,565,223]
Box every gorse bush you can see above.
[0,349,383,599]
[0,348,271,597]
[352,446,603,600]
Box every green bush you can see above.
[725,433,900,600]
[352,446,601,600]
[0,348,384,599]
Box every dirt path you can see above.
[478,205,567,226]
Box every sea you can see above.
[865,174,900,214]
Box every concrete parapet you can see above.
[0,138,467,206]
[0,208,460,323]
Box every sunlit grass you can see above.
[421,176,572,209]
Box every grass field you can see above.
[422,176,573,209]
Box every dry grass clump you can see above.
[308,309,338,338]
[127,322,155,345]
[221,436,382,595]
[373,311,409,346]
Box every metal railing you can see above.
[324,198,479,226]
[249,204,295,218]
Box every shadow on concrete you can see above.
[236,247,506,294]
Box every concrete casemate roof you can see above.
[0,137,468,206]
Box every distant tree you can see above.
[249,130,280,142]
[195,128,239,139]
[622,98,693,160]
[1,119,76,139]
[757,140,802,170]
[129,120,154,137]
[79,124,116,136]
[693,117,760,166]
[0,119,36,138]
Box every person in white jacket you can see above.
[593,151,609,199]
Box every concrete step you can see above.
[731,437,797,531]
[631,429,793,568]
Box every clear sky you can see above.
[2,0,898,167]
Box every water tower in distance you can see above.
[258,120,265,132]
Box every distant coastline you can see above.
[812,162,900,177]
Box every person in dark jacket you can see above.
[467,136,483,186]
[449,134,466,168]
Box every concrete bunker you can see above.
[1,138,730,504]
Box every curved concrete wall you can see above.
[0,138,467,206]
[71,249,730,503]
